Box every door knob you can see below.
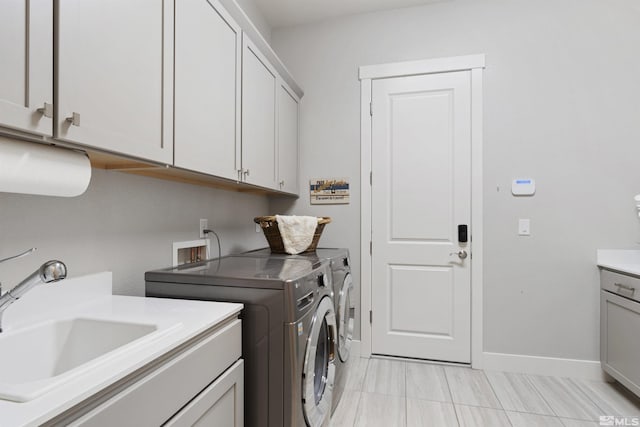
[450,250,468,259]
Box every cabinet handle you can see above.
[65,112,81,126]
[615,283,636,293]
[37,103,53,118]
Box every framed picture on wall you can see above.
[309,178,350,204]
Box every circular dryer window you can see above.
[302,296,336,427]
[338,274,355,362]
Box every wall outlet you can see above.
[255,223,262,233]
[199,218,208,238]
[518,218,531,236]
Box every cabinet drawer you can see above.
[67,319,241,427]
[601,290,640,397]
[600,269,640,303]
[164,359,244,427]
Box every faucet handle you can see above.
[0,248,36,265]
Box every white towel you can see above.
[275,215,318,254]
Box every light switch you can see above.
[518,219,531,236]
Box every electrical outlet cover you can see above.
[199,219,208,238]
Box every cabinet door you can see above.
[241,35,277,189]
[0,0,52,136]
[56,0,173,164]
[174,0,241,179]
[277,81,299,194]
[164,360,244,427]
[601,290,640,397]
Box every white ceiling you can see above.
[253,0,444,29]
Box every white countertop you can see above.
[597,249,640,276]
[0,272,242,427]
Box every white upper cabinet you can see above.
[0,0,302,195]
[55,0,173,164]
[174,0,241,180]
[241,35,277,189]
[0,0,53,136]
[277,82,299,194]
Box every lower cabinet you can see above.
[47,319,243,427]
[601,289,640,397]
[165,360,243,427]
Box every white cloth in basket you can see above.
[275,215,317,254]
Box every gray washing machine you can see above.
[240,248,355,413]
[145,255,337,427]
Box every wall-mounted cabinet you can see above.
[241,35,278,190]
[277,82,300,194]
[174,0,241,180]
[0,0,53,136]
[240,36,301,195]
[0,0,302,197]
[55,0,173,165]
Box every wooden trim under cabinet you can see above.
[87,148,298,197]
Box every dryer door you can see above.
[302,296,336,427]
[338,273,355,362]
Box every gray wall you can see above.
[0,168,269,296]
[270,0,640,360]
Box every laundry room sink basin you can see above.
[0,318,158,402]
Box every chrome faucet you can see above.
[0,248,67,332]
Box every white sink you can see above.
[0,318,158,402]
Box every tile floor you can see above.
[330,357,640,427]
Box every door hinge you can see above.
[369,102,373,116]
[369,241,372,255]
[369,310,373,323]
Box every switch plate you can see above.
[199,218,208,238]
[518,219,530,236]
[255,223,261,233]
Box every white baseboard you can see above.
[483,351,605,381]
[349,344,605,381]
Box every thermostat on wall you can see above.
[512,179,535,196]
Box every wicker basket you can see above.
[254,216,331,254]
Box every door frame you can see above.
[359,54,485,368]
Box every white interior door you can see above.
[371,71,472,363]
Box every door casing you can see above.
[359,54,485,368]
